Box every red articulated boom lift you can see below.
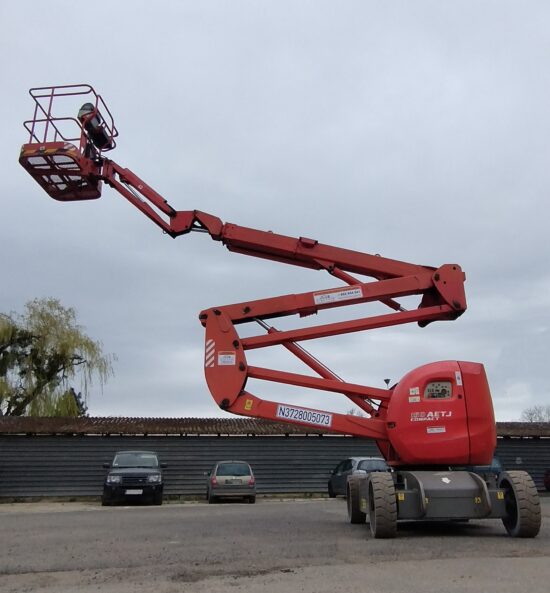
[19,84,541,537]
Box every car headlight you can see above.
[106,474,122,484]
[147,474,161,483]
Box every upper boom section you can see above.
[19,84,467,318]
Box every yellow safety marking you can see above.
[474,496,482,504]
[360,498,367,512]
[497,491,504,500]
[397,492,405,501]
[244,399,254,411]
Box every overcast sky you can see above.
[1,1,549,421]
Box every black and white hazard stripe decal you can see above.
[205,339,215,368]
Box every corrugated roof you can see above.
[0,416,324,436]
[0,416,548,437]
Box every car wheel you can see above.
[153,491,163,506]
[101,489,111,506]
[208,493,217,504]
[328,482,336,498]
[248,496,256,504]
[498,470,541,538]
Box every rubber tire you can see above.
[208,493,217,504]
[328,482,336,499]
[368,472,397,539]
[347,475,366,524]
[248,496,256,504]
[153,491,163,506]
[101,489,111,507]
[498,470,541,538]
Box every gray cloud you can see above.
[2,1,549,421]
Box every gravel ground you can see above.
[0,496,549,593]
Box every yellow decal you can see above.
[360,498,367,512]
[497,491,504,500]
[397,492,405,501]
[424,497,429,505]
[474,496,482,504]
[244,399,254,411]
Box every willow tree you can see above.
[0,298,114,416]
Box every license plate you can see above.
[125,489,143,495]
[225,479,241,485]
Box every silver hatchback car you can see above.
[206,460,256,504]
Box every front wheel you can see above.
[498,470,541,538]
[153,491,163,506]
[328,482,336,498]
[101,489,112,507]
[368,473,397,539]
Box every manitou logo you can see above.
[410,411,452,422]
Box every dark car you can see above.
[328,456,389,497]
[206,460,256,504]
[452,456,503,483]
[544,469,550,491]
[102,450,166,506]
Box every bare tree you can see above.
[520,405,550,422]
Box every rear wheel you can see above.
[248,496,256,504]
[368,473,397,539]
[347,476,366,524]
[328,482,336,498]
[498,471,541,538]
[208,493,217,504]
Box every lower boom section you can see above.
[346,469,541,538]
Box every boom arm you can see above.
[19,85,496,467]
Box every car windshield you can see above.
[112,452,159,468]
[216,462,251,476]
[357,459,388,471]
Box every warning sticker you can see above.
[313,287,363,306]
[244,399,254,411]
[409,395,421,403]
[409,387,420,396]
[427,426,446,434]
[218,351,236,366]
[205,339,215,368]
[455,371,463,386]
